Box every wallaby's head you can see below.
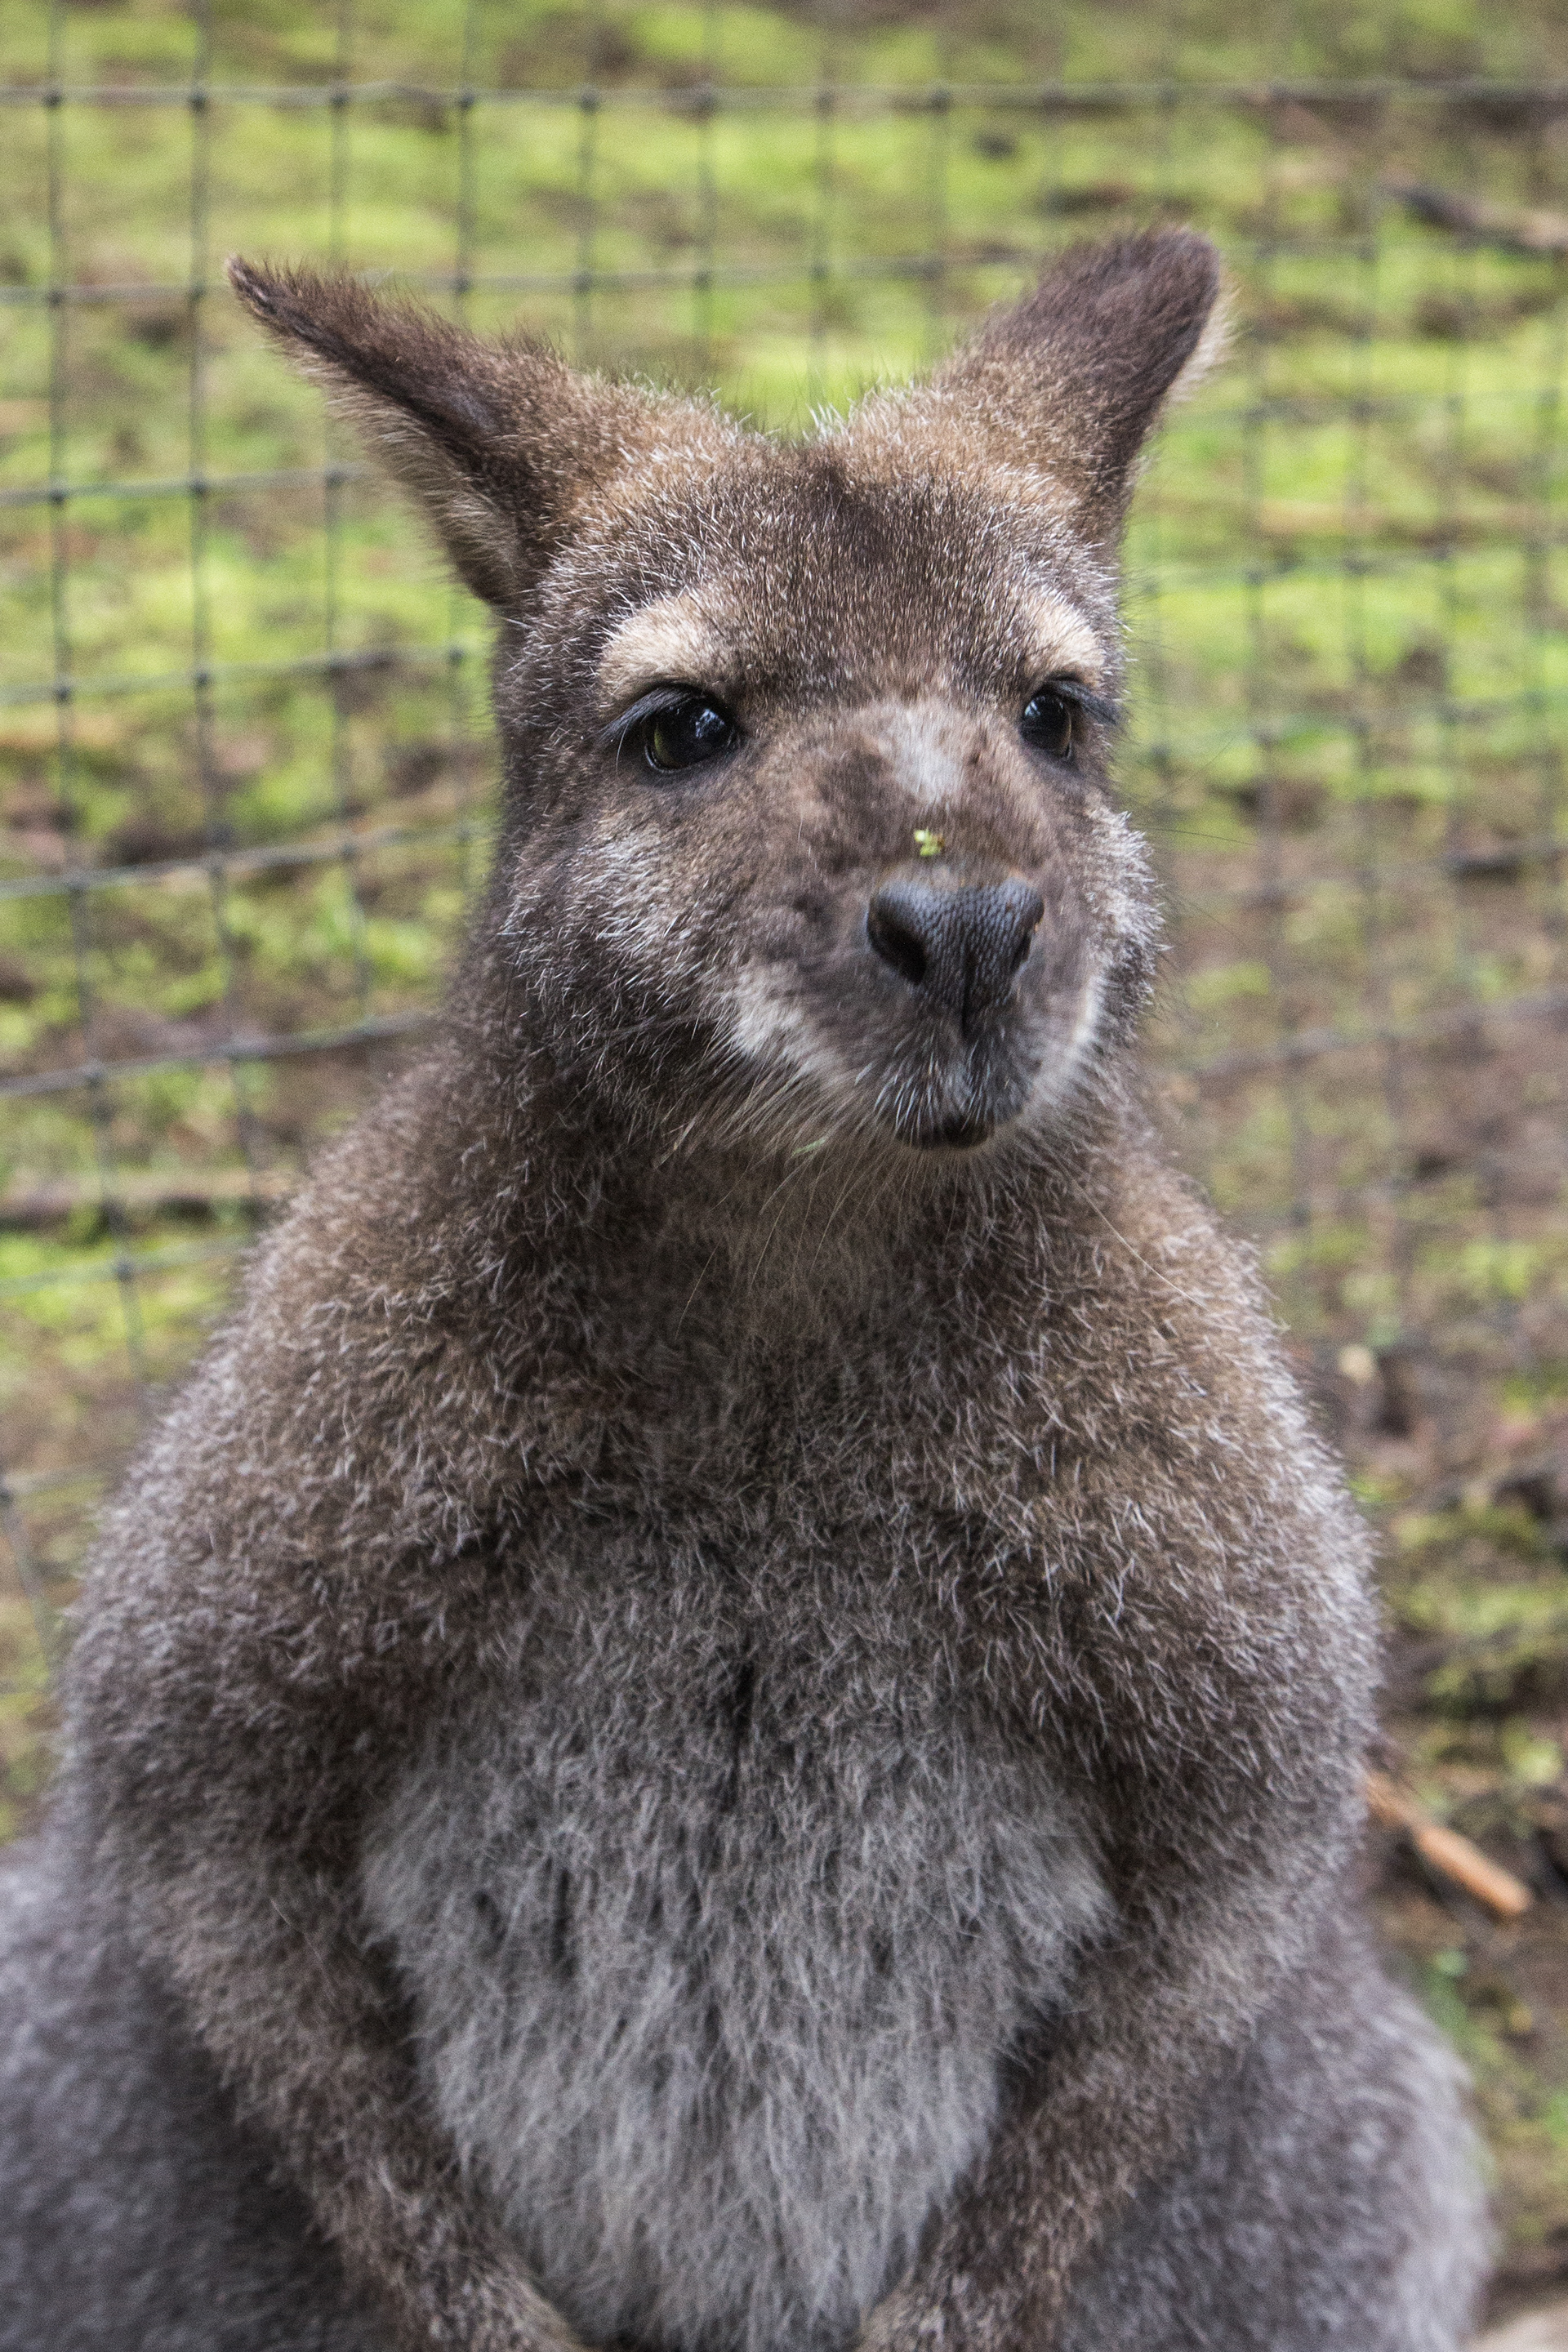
[232,234,1221,1168]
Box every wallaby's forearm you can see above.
[858,1864,1348,2351]
[128,1838,586,2352]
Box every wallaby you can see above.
[0,230,1487,2352]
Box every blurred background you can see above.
[2,0,1568,2318]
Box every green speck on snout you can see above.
[913,829,945,858]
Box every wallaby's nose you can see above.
[866,877,1046,1031]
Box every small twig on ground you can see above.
[1366,1769,1534,1921]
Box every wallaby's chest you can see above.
[361,1574,1106,2352]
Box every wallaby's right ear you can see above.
[228,259,686,608]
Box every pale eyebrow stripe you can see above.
[1021,596,1107,687]
[598,595,725,710]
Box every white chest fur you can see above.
[362,1633,1107,2352]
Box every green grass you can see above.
[3,0,1568,2310]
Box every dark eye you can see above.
[1020,687,1075,761]
[639,694,738,775]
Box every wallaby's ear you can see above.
[907,229,1225,541]
[227,259,695,608]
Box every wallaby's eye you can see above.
[637,694,738,776]
[599,688,741,779]
[1020,687,1075,761]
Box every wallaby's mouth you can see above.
[924,1114,995,1152]
[735,940,1102,1160]
[871,1051,1036,1155]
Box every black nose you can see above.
[866,877,1045,1031]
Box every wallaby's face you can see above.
[497,457,1153,1157]
[230,233,1220,1165]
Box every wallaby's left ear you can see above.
[227,258,728,609]
[915,229,1225,541]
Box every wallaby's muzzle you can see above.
[862,868,1051,1148]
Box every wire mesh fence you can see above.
[3,0,1568,1753]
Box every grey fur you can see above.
[362,1667,1107,2352]
[0,232,1489,2352]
